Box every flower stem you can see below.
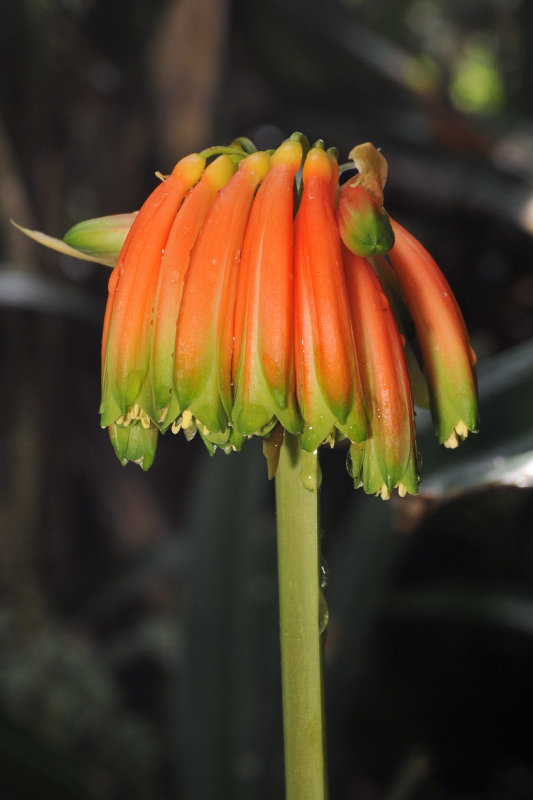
[275,433,328,800]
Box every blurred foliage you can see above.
[1,0,533,798]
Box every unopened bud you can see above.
[336,182,394,257]
[64,212,137,259]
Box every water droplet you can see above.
[300,469,318,491]
[346,450,354,478]
[299,450,322,491]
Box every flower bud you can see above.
[336,182,394,257]
[63,212,138,261]
[388,219,478,448]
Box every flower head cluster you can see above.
[19,134,478,498]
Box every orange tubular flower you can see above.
[343,248,419,498]
[174,150,272,448]
[100,153,206,430]
[232,139,303,438]
[294,145,367,451]
[150,154,235,427]
[22,134,478,491]
[388,218,478,448]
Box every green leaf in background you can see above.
[176,441,283,800]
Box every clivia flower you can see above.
[13,128,483,800]
[344,248,419,499]
[15,134,478,496]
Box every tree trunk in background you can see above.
[148,0,230,163]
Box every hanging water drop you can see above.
[299,449,322,491]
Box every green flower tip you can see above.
[108,420,158,471]
[347,439,420,500]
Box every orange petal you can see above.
[232,140,302,435]
[388,218,478,446]
[175,151,272,434]
[151,154,235,423]
[294,147,366,449]
[101,153,205,426]
[343,248,417,493]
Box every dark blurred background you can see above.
[1,0,533,798]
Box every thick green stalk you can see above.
[275,433,328,800]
